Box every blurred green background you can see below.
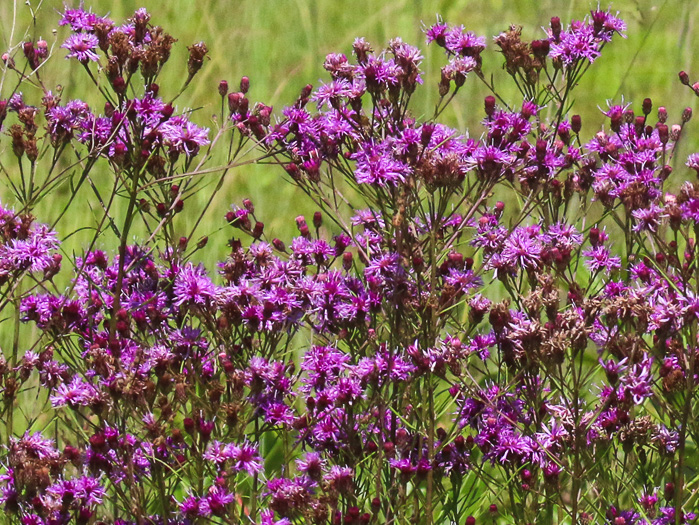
[0,0,698,259]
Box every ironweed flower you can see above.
[8,4,699,525]
[61,33,100,63]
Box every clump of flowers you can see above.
[0,4,697,525]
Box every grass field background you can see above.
[0,0,698,269]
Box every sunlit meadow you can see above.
[0,1,698,524]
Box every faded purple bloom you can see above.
[632,204,663,233]
[687,153,699,172]
[323,465,354,494]
[12,431,60,460]
[296,452,325,479]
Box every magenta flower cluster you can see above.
[0,4,698,525]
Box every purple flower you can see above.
[296,452,325,479]
[323,465,354,494]
[632,204,663,233]
[425,22,449,46]
[12,432,60,460]
[50,376,99,408]
[173,263,216,308]
[0,224,59,273]
[686,153,699,172]
[471,145,514,178]
[549,21,600,65]
[228,441,264,475]
[582,246,621,274]
[61,33,100,63]
[445,268,483,293]
[653,425,679,455]
[312,79,352,109]
[590,9,627,41]
[499,226,543,271]
[352,141,409,186]
[161,115,210,156]
[654,507,696,525]
[199,486,235,517]
[260,510,292,525]
[444,26,486,57]
[46,476,106,507]
[59,6,107,32]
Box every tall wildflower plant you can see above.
[0,4,698,525]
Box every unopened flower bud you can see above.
[550,17,562,40]
[197,236,208,249]
[466,517,476,525]
[438,74,450,97]
[174,199,184,213]
[610,113,622,133]
[227,92,243,113]
[412,255,424,272]
[670,124,681,142]
[299,83,313,101]
[252,221,264,239]
[112,76,126,94]
[296,216,309,237]
[642,98,652,116]
[313,211,322,229]
[682,107,692,123]
[484,95,496,117]
[421,123,434,147]
[242,198,254,213]
[571,114,582,133]
[2,53,14,68]
[658,106,668,123]
[495,201,505,217]
[272,238,286,252]
[634,116,645,136]
[664,482,674,501]
[218,80,228,97]
[679,71,690,86]
[531,39,550,58]
[656,123,669,144]
[342,251,353,271]
[240,76,250,94]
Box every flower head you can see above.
[62,33,100,63]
